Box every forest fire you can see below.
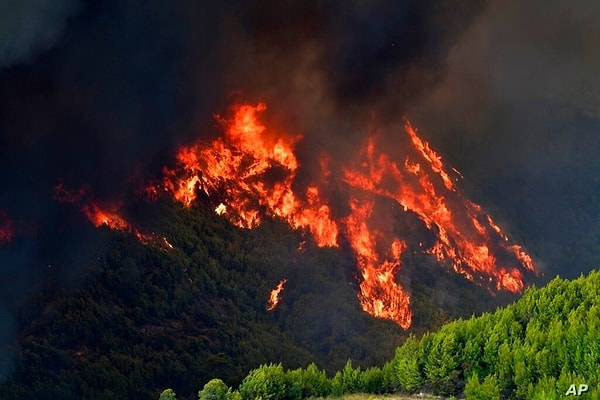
[54,184,155,244]
[267,279,288,311]
[149,103,339,247]
[147,102,537,328]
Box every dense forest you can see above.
[0,197,505,400]
[160,271,600,400]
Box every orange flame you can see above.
[267,279,287,311]
[344,198,412,328]
[151,102,537,328]
[152,103,338,246]
[342,121,535,294]
[54,185,164,246]
[82,202,130,230]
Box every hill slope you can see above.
[0,198,513,399]
[178,271,600,400]
[392,271,600,398]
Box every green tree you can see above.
[159,388,177,400]
[283,368,302,400]
[464,373,500,400]
[198,379,230,400]
[339,360,362,393]
[360,366,384,394]
[302,362,331,397]
[239,364,286,400]
[394,335,424,392]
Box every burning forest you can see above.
[4,1,597,397]
[141,101,537,329]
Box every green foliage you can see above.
[239,364,286,400]
[331,360,362,394]
[387,271,600,398]
[394,335,424,392]
[159,388,177,400]
[299,362,331,398]
[464,373,500,400]
[198,379,231,400]
[360,366,384,394]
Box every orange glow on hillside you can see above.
[151,103,338,247]
[54,185,162,246]
[149,102,538,328]
[267,279,288,311]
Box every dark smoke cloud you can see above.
[408,0,600,278]
[221,0,487,171]
[0,0,81,68]
[0,0,489,381]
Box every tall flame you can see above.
[343,121,536,294]
[344,198,412,328]
[267,279,288,311]
[150,103,338,247]
[149,102,537,328]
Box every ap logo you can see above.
[566,384,588,396]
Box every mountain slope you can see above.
[391,271,600,398]
[0,197,512,400]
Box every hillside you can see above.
[0,196,508,400]
[391,271,600,398]
[160,271,600,400]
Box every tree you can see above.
[360,366,384,394]
[239,364,286,400]
[464,373,500,400]
[395,335,424,392]
[159,388,177,400]
[198,379,230,400]
[301,363,331,397]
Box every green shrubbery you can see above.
[162,271,600,399]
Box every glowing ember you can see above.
[267,279,287,311]
[215,203,227,215]
[162,237,174,249]
[54,185,156,244]
[0,212,14,245]
[82,203,129,230]
[151,102,538,328]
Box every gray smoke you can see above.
[0,0,81,68]
[408,0,600,277]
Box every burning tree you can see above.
[145,101,537,329]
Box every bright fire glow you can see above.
[150,102,537,328]
[150,103,338,247]
[344,198,412,328]
[54,184,161,246]
[267,279,287,311]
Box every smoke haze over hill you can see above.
[1,0,599,389]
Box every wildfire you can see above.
[149,101,537,328]
[151,103,338,247]
[343,121,536,295]
[54,184,158,245]
[344,198,412,328]
[267,279,287,311]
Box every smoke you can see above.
[0,0,492,381]
[0,0,81,68]
[218,0,488,174]
[407,0,600,277]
